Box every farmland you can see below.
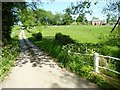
[29,25,112,43]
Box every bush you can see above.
[32,32,42,41]
[80,65,93,77]
[102,45,120,78]
[0,39,20,81]
[55,33,74,45]
[36,32,42,40]
[102,45,119,57]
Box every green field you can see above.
[26,25,112,43]
[42,25,112,43]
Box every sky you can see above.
[39,0,108,21]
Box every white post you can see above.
[94,53,100,73]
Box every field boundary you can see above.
[68,51,120,75]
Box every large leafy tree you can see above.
[2,2,15,44]
[63,13,73,25]
[35,9,54,25]
[17,2,46,27]
[2,2,28,45]
[76,13,88,24]
[45,11,54,25]
[2,2,41,45]
[63,7,73,25]
[76,14,84,23]
[19,8,37,28]
[52,13,64,25]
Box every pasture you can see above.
[42,25,112,43]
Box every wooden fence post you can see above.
[94,53,100,73]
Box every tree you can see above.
[2,2,38,45]
[64,7,72,15]
[110,16,117,23]
[19,8,37,28]
[106,13,111,25]
[106,14,117,25]
[35,9,54,25]
[102,1,120,32]
[52,13,64,25]
[63,13,73,25]
[46,11,54,25]
[67,1,98,25]
[70,1,96,15]
[76,13,88,24]
[76,14,84,23]
[2,2,26,45]
[63,7,73,25]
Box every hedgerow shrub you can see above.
[102,45,119,57]
[80,65,93,77]
[0,39,20,81]
[32,32,42,41]
[102,45,120,78]
[55,33,74,45]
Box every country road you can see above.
[0,30,100,89]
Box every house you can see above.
[91,20,102,25]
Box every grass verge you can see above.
[27,37,119,90]
[0,25,20,81]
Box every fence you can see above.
[94,53,120,75]
[68,51,120,75]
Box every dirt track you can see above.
[0,30,100,88]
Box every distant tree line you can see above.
[20,7,89,27]
[19,7,74,27]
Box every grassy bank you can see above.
[0,25,21,81]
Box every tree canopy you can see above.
[76,13,88,24]
[102,1,120,32]
[2,2,41,45]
